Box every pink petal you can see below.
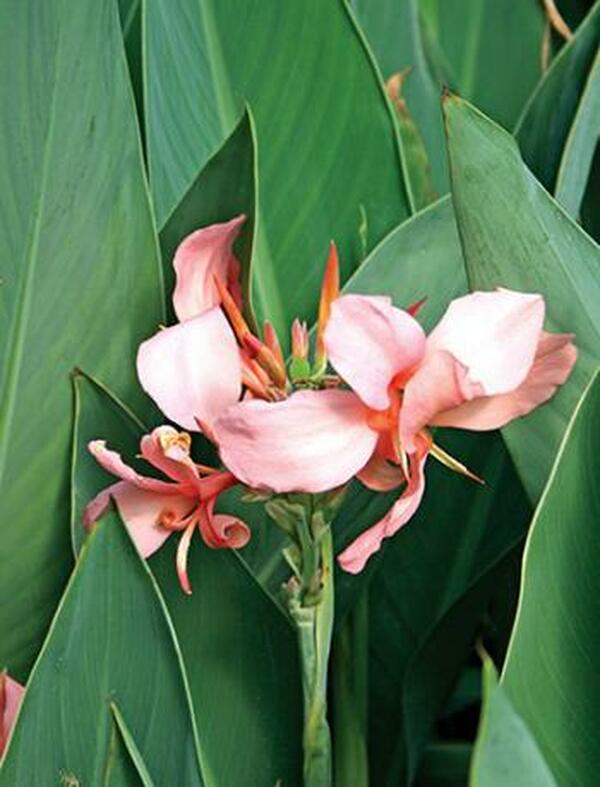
[433,331,577,431]
[198,500,251,549]
[140,426,200,490]
[111,481,195,558]
[338,441,428,574]
[213,389,379,493]
[324,294,426,410]
[427,289,545,395]
[400,289,545,450]
[357,448,405,492]
[172,215,245,321]
[88,440,176,494]
[137,308,241,432]
[1,674,24,758]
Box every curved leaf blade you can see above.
[0,510,205,786]
[501,370,600,785]
[0,0,164,678]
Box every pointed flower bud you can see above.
[315,242,340,370]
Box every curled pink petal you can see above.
[214,389,378,494]
[357,449,405,492]
[433,331,577,430]
[137,308,241,432]
[427,289,545,395]
[172,215,245,321]
[324,294,426,410]
[139,426,200,490]
[401,289,546,451]
[1,673,24,758]
[338,441,428,574]
[88,440,175,494]
[83,482,119,529]
[111,481,194,558]
[199,501,251,549]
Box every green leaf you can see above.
[470,657,557,787]
[444,94,600,500]
[554,49,600,216]
[515,0,600,240]
[366,432,530,784]
[159,108,258,325]
[420,0,545,129]
[0,510,205,786]
[70,370,147,555]
[70,378,303,787]
[151,543,304,787]
[0,0,164,678]
[501,370,600,785]
[144,0,411,335]
[515,1,600,197]
[351,0,448,193]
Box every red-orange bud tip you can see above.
[406,297,427,317]
[315,242,341,364]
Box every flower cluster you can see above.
[85,216,576,589]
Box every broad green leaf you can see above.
[444,95,600,500]
[117,0,144,131]
[0,510,205,786]
[351,0,448,193]
[151,543,303,787]
[515,1,600,210]
[0,0,164,678]
[420,0,545,129]
[71,378,303,787]
[555,49,600,216]
[159,108,258,324]
[366,434,530,784]
[70,371,148,555]
[470,658,557,787]
[501,370,600,785]
[144,0,411,335]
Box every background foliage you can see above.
[1,0,598,784]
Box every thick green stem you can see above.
[289,523,334,786]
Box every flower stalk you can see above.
[268,490,345,787]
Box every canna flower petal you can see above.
[338,437,429,574]
[324,294,426,411]
[1,673,24,758]
[137,308,241,432]
[112,481,193,558]
[198,500,251,549]
[88,439,176,493]
[401,289,546,450]
[139,426,201,490]
[432,331,577,431]
[213,389,378,493]
[172,215,245,320]
[357,447,405,492]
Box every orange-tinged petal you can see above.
[315,242,340,365]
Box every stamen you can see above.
[429,442,485,485]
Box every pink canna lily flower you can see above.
[122,215,576,577]
[213,288,576,574]
[0,672,24,759]
[83,426,250,594]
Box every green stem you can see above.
[289,524,334,786]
